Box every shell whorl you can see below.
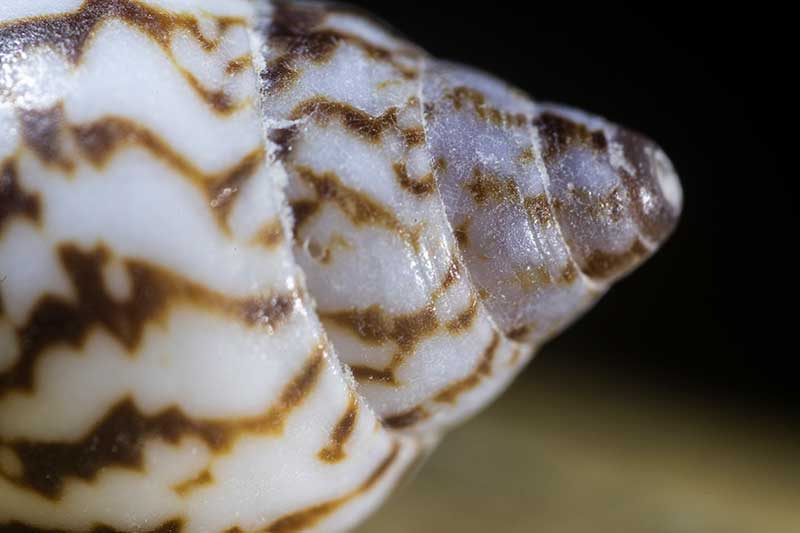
[0,1,682,532]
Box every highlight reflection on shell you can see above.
[0,1,682,531]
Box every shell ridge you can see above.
[527,110,608,295]
[0,1,681,531]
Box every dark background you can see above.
[345,3,792,417]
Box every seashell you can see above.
[0,1,682,531]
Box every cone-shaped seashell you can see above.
[0,1,681,531]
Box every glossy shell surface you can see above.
[0,1,681,531]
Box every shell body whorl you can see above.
[0,1,682,531]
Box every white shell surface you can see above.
[0,1,682,531]
[257,2,533,433]
[1,2,418,532]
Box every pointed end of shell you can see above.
[613,127,683,247]
[653,146,683,214]
[533,106,683,283]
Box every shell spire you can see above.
[533,104,683,281]
[0,1,681,531]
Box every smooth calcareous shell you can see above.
[0,1,682,531]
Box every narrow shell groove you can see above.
[0,1,682,531]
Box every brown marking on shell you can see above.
[349,365,398,386]
[0,0,247,115]
[0,159,41,234]
[393,163,435,197]
[314,262,455,397]
[431,260,461,302]
[322,304,438,364]
[288,199,320,238]
[206,149,266,232]
[0,519,184,533]
[215,16,246,37]
[265,443,401,533]
[252,218,286,249]
[400,127,426,148]
[180,70,238,115]
[290,98,401,144]
[433,333,500,404]
[560,262,579,284]
[260,56,305,97]
[465,167,523,206]
[518,146,536,164]
[453,217,471,250]
[0,0,222,61]
[322,290,462,389]
[173,468,213,496]
[268,126,299,161]
[582,239,650,279]
[71,116,265,233]
[507,324,536,342]
[376,79,403,90]
[306,233,353,265]
[6,398,227,499]
[226,53,253,75]
[445,296,479,334]
[0,244,297,398]
[244,348,325,435]
[3,348,324,499]
[444,86,527,127]
[524,194,554,227]
[262,2,417,96]
[305,239,324,261]
[433,156,448,173]
[293,166,421,252]
[534,112,609,163]
[317,393,359,463]
[73,116,188,168]
[617,167,662,241]
[552,185,627,224]
[433,157,450,175]
[384,407,430,429]
[506,260,579,297]
[260,2,336,94]
[513,264,553,293]
[17,104,75,172]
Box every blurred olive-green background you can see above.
[358,358,799,533]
